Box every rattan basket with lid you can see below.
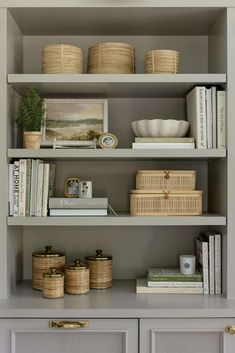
[145,49,180,74]
[85,249,112,289]
[32,245,65,290]
[43,267,64,299]
[65,259,90,295]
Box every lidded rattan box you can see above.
[65,259,90,295]
[85,249,112,289]
[43,267,64,299]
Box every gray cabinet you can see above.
[140,318,235,353]
[0,318,138,353]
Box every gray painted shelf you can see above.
[7,74,226,97]
[7,213,226,226]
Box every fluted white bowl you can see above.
[131,119,190,137]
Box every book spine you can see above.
[217,91,226,148]
[35,163,44,216]
[49,164,56,197]
[8,164,14,216]
[18,159,27,217]
[206,88,212,149]
[30,159,36,216]
[134,138,195,143]
[42,163,50,217]
[147,281,203,288]
[49,198,108,209]
[202,241,209,295]
[132,143,195,149]
[25,159,32,217]
[209,235,215,294]
[13,161,20,217]
[214,233,222,294]
[211,86,217,149]
[147,276,202,282]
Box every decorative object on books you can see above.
[136,170,196,191]
[85,249,113,289]
[131,119,189,137]
[65,259,90,295]
[88,42,135,74]
[64,177,80,198]
[41,99,108,146]
[42,44,83,74]
[180,255,196,275]
[15,87,44,149]
[145,49,180,74]
[98,132,119,149]
[78,181,93,198]
[130,190,203,216]
[42,267,64,299]
[32,245,65,291]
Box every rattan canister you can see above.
[145,50,180,74]
[88,42,135,74]
[85,249,112,289]
[43,267,64,299]
[42,44,83,74]
[32,245,65,290]
[65,259,90,295]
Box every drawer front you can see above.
[140,318,235,353]
[0,318,138,353]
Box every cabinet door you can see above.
[0,318,138,353]
[140,318,235,353]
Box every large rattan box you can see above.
[136,170,196,191]
[130,190,203,216]
[145,49,180,74]
[85,249,112,289]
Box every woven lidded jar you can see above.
[42,44,83,74]
[43,267,64,299]
[32,245,65,290]
[65,259,90,295]
[85,249,112,289]
[88,42,135,74]
[145,49,180,74]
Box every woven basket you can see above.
[43,267,64,299]
[85,249,112,289]
[32,246,65,291]
[42,44,83,74]
[130,190,203,216]
[65,260,90,295]
[136,170,196,191]
[88,42,135,74]
[145,50,180,74]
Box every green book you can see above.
[147,268,202,282]
[135,137,195,143]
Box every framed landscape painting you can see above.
[41,99,108,146]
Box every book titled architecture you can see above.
[147,268,202,282]
[136,279,203,294]
[217,90,226,148]
[18,159,27,217]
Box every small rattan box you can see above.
[65,259,90,295]
[85,249,112,289]
[145,49,180,74]
[43,267,64,299]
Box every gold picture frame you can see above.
[64,177,80,198]
[98,132,119,149]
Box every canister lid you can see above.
[32,245,65,258]
[43,267,64,278]
[85,249,112,261]
[66,259,89,270]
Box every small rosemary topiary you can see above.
[16,87,44,131]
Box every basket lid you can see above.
[131,190,203,195]
[32,245,65,258]
[66,259,88,270]
[43,267,64,278]
[136,170,196,175]
[85,249,112,261]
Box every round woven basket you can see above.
[42,44,83,74]
[43,267,64,299]
[65,259,90,295]
[145,49,180,74]
[85,249,112,289]
[88,42,135,74]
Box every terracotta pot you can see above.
[23,131,41,149]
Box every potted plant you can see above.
[16,87,44,149]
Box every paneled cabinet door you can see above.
[140,318,235,353]
[0,318,138,353]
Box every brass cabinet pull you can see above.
[228,325,235,334]
[49,320,89,329]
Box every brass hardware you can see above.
[49,320,89,329]
[163,191,170,199]
[228,325,235,334]
[164,170,170,179]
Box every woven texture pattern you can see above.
[86,259,112,289]
[65,268,90,295]
[43,276,64,298]
[145,49,180,74]
[32,256,65,290]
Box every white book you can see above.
[18,159,27,217]
[214,232,222,294]
[30,159,43,216]
[49,209,108,216]
[217,91,226,148]
[136,279,203,294]
[206,88,212,149]
[211,86,217,149]
[147,281,203,288]
[132,143,195,149]
[202,231,215,295]
[195,236,209,294]
[186,86,207,148]
[25,159,32,217]
[8,164,14,216]
[42,163,50,217]
[13,161,20,217]
[35,163,44,216]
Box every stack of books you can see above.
[49,197,108,216]
[136,268,203,294]
[9,159,56,217]
[195,230,222,295]
[186,86,226,149]
[132,137,195,149]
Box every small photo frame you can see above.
[99,133,119,149]
[64,177,80,198]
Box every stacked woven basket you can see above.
[130,170,203,216]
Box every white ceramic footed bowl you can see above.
[131,119,190,137]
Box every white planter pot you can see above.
[23,131,41,149]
